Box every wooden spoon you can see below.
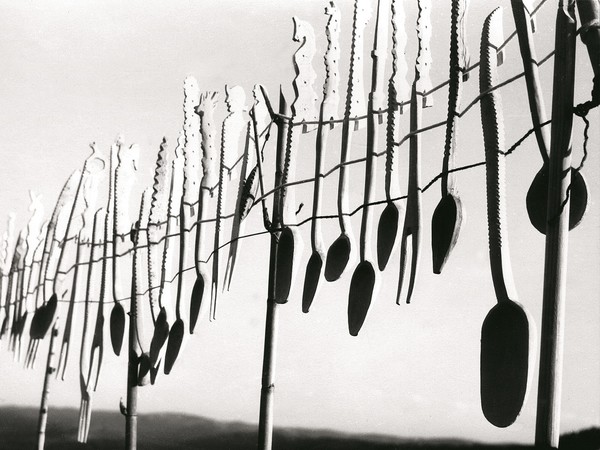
[302,1,340,313]
[325,0,370,282]
[190,92,219,330]
[274,17,318,303]
[377,0,408,271]
[511,0,587,235]
[479,8,531,428]
[348,0,386,336]
[111,139,139,356]
[431,0,468,274]
[164,200,186,375]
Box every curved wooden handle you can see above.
[480,7,518,304]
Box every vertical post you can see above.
[535,2,576,448]
[125,271,139,449]
[37,320,59,450]
[257,89,288,450]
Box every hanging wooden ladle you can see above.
[274,17,317,303]
[147,138,172,373]
[348,0,386,336]
[325,0,370,282]
[431,0,468,274]
[479,8,531,428]
[302,1,340,312]
[511,0,587,235]
[190,92,219,331]
[111,138,139,356]
[164,199,186,375]
[377,0,408,271]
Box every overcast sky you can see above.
[0,0,598,445]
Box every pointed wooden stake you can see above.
[37,320,59,450]
[535,2,576,448]
[257,89,288,450]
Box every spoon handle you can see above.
[337,0,371,233]
[385,0,408,201]
[480,8,518,303]
[442,0,469,195]
[511,0,550,162]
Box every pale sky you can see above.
[0,0,598,445]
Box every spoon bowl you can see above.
[431,193,464,274]
[109,302,126,356]
[348,261,376,336]
[164,319,184,375]
[149,307,169,367]
[38,294,58,339]
[526,165,587,234]
[481,300,530,428]
[137,352,152,386]
[376,202,400,271]
[189,274,205,333]
[324,234,351,282]
[275,227,296,303]
[302,251,323,313]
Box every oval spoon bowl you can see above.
[275,227,295,303]
[109,302,126,356]
[302,251,323,313]
[149,307,169,366]
[325,234,351,282]
[189,275,205,333]
[481,301,530,428]
[376,202,400,271]
[431,193,464,274]
[526,166,587,234]
[164,319,184,375]
[348,260,376,337]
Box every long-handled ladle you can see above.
[111,139,139,356]
[324,0,370,282]
[147,138,172,373]
[302,1,341,313]
[190,92,218,331]
[376,0,408,271]
[28,170,80,360]
[479,8,531,428]
[511,0,587,235]
[274,17,318,303]
[348,0,387,336]
[431,0,468,274]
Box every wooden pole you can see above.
[534,2,576,448]
[257,88,288,450]
[37,320,59,450]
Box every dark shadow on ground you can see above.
[0,406,598,449]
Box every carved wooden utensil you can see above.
[302,1,340,313]
[274,17,317,303]
[431,0,468,274]
[77,208,102,443]
[348,0,386,335]
[165,77,202,371]
[325,0,370,282]
[190,92,218,331]
[511,0,587,234]
[376,0,408,271]
[28,170,80,355]
[479,8,531,428]
[111,138,139,356]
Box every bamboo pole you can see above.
[534,1,576,448]
[257,88,288,450]
[37,320,59,450]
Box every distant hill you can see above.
[0,406,598,449]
